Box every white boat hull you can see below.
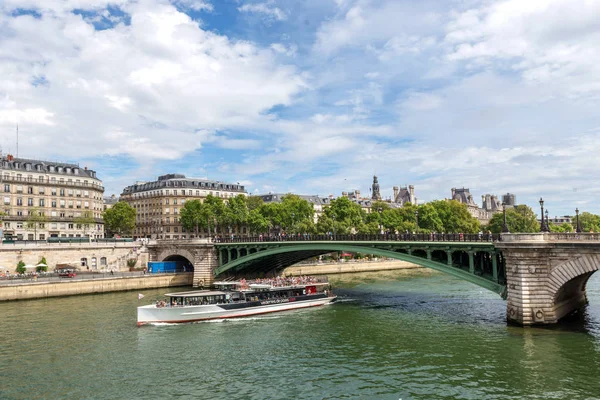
[137,296,336,326]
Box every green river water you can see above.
[1,269,600,400]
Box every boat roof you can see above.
[165,290,226,297]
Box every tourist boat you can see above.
[137,278,336,326]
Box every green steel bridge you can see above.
[212,234,506,298]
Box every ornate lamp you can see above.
[539,198,549,232]
[415,209,419,233]
[545,209,549,231]
[576,208,582,233]
[502,202,509,233]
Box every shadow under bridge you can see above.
[213,241,506,297]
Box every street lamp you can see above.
[332,214,336,240]
[377,207,383,235]
[576,208,582,233]
[502,202,509,233]
[545,209,549,231]
[539,198,549,232]
[415,209,419,234]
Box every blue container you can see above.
[148,261,178,273]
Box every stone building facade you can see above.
[0,154,105,240]
[120,174,246,240]
[451,188,516,225]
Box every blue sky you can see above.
[1,0,600,216]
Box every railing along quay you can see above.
[213,233,500,244]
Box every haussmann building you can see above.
[0,154,105,240]
[120,174,247,240]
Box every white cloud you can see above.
[0,1,304,163]
[445,0,600,97]
[238,2,287,21]
[170,0,213,12]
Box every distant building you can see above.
[371,176,382,201]
[502,193,517,207]
[345,176,417,212]
[547,215,573,225]
[103,194,118,211]
[120,174,246,239]
[0,154,105,240]
[393,185,416,206]
[451,187,505,225]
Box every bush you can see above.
[36,256,48,272]
[16,261,26,274]
[127,259,137,270]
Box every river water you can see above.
[1,269,600,400]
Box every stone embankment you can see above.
[0,273,192,301]
[284,260,420,276]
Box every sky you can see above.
[1,0,600,217]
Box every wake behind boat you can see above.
[137,276,336,326]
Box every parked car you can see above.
[57,268,76,278]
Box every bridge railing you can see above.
[501,233,600,242]
[213,233,500,244]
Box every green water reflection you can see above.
[1,269,600,399]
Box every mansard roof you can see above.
[0,155,99,179]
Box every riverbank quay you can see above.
[284,260,421,276]
[0,241,148,273]
[0,272,192,301]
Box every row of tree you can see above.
[100,194,600,237]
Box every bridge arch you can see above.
[548,255,599,319]
[214,243,505,296]
[156,249,196,272]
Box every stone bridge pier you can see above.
[147,240,218,288]
[498,234,600,325]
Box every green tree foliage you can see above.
[549,222,574,233]
[247,209,270,234]
[577,212,600,233]
[36,256,48,272]
[102,201,136,236]
[25,207,49,240]
[245,196,264,211]
[486,205,540,233]
[179,199,206,236]
[203,195,226,234]
[16,260,25,274]
[321,197,365,234]
[224,194,249,234]
[428,200,479,233]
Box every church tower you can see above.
[371,175,381,201]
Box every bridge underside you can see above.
[214,242,506,297]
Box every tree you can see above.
[486,205,540,233]
[577,212,600,233]
[102,201,136,237]
[247,209,270,234]
[179,199,206,236]
[318,196,365,234]
[224,194,249,235]
[25,207,48,240]
[203,195,226,235]
[74,211,96,238]
[428,200,480,233]
[36,256,48,272]
[245,196,264,211]
[16,260,25,274]
[550,222,574,233]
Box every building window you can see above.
[39,188,45,195]
[27,187,33,194]
[68,224,74,229]
[28,198,33,206]
[52,200,57,208]
[60,200,65,208]
[91,257,97,268]
[39,199,45,207]
[60,189,65,196]
[100,257,107,266]
[4,184,9,192]
[3,197,9,205]
[17,211,23,216]
[16,186,23,193]
[81,258,87,267]
[17,198,23,206]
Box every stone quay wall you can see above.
[284,260,421,276]
[0,242,148,272]
[0,273,192,301]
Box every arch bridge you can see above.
[214,234,506,297]
[148,233,600,326]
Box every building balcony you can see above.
[0,175,104,191]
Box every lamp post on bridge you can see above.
[415,209,419,234]
[502,202,509,233]
[576,208,582,233]
[332,214,336,240]
[539,198,549,232]
[377,207,383,235]
[545,209,549,231]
